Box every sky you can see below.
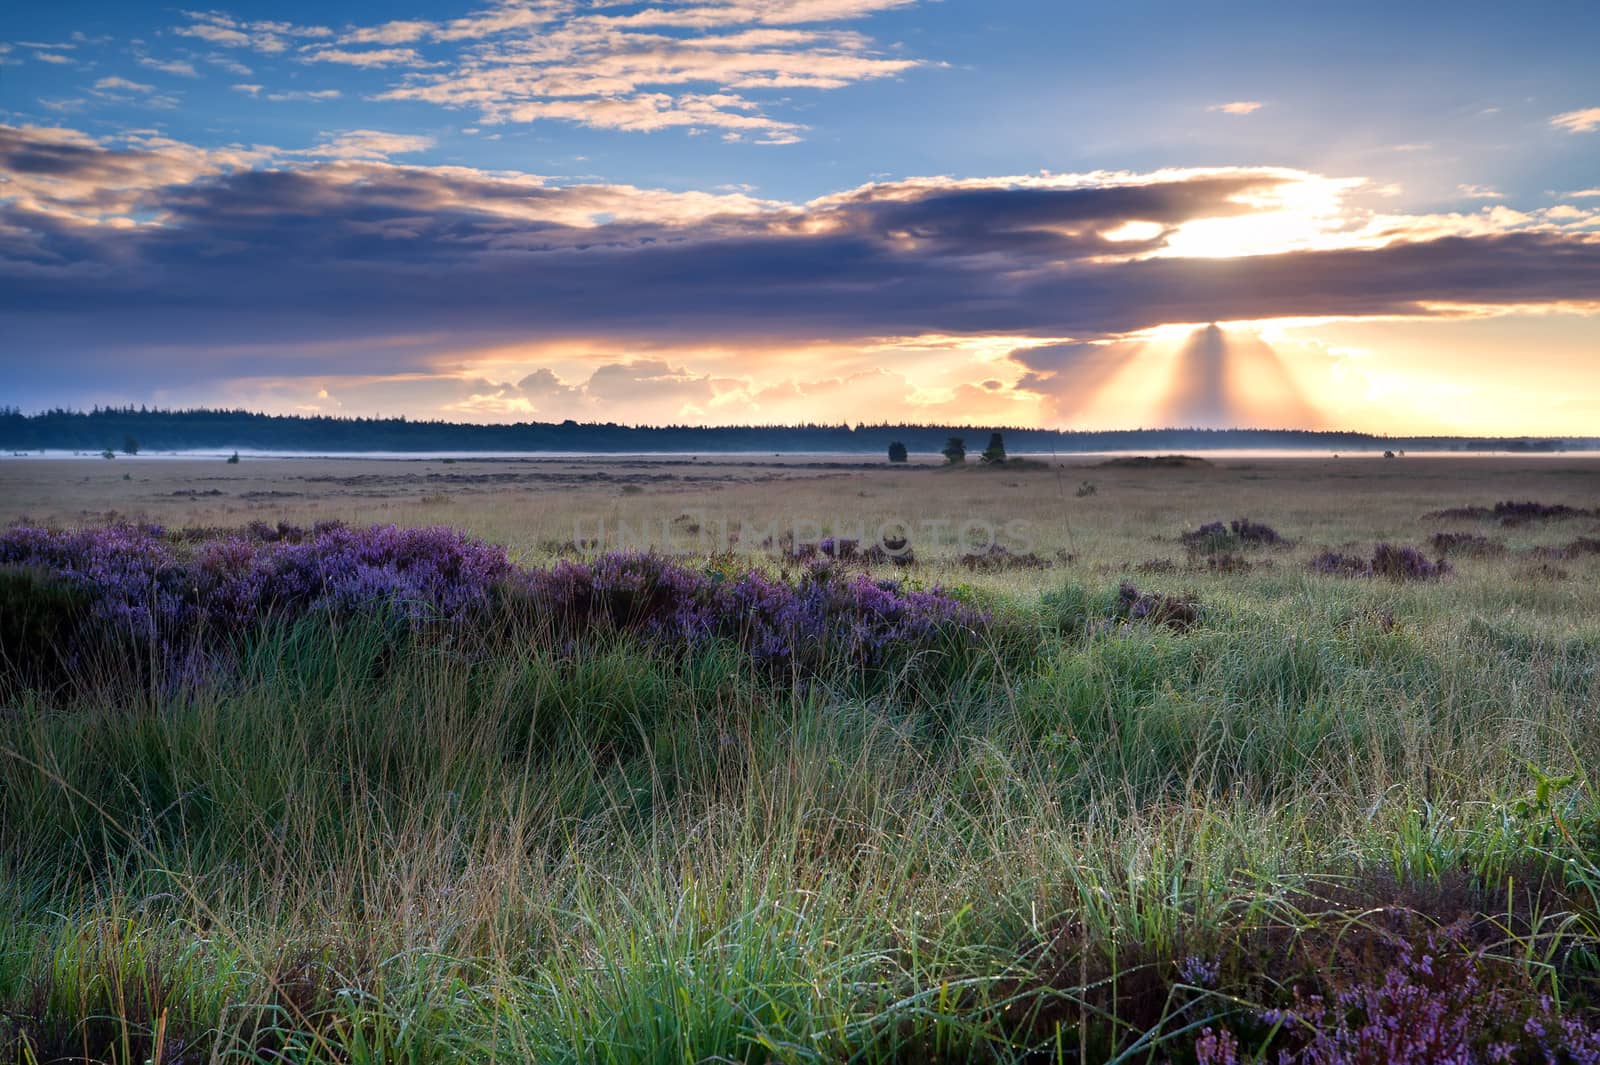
[2,0,1598,433]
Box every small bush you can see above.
[1310,544,1451,580]
[0,565,94,694]
[1429,531,1504,557]
[1181,518,1285,555]
[959,544,1050,572]
[1114,580,1202,630]
[1230,518,1285,546]
[1372,543,1451,581]
[1309,550,1372,577]
[980,431,1006,465]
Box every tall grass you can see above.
[3,561,1599,1062]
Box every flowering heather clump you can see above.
[1256,927,1600,1065]
[1371,543,1451,581]
[817,536,860,561]
[862,539,917,567]
[1181,520,1234,553]
[1310,544,1450,581]
[1178,955,1221,989]
[1179,924,1600,1065]
[1114,581,1201,630]
[511,552,987,674]
[0,522,991,690]
[1309,550,1370,577]
[1429,531,1505,557]
[1182,518,1286,555]
[1230,518,1286,546]
[512,551,720,644]
[1492,500,1589,524]
[0,522,513,680]
[1425,501,1593,525]
[958,544,1051,572]
[0,522,189,646]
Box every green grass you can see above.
[3,562,1599,1063]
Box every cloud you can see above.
[139,57,200,77]
[174,11,333,54]
[1208,101,1263,115]
[265,89,343,102]
[1568,188,1600,199]
[207,54,254,75]
[298,130,436,160]
[89,77,181,109]
[168,0,925,143]
[1550,106,1600,133]
[303,47,431,68]
[232,84,263,95]
[176,23,253,47]
[3,124,1598,413]
[1457,184,1503,199]
[94,77,157,94]
[342,20,436,45]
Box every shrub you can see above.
[0,523,989,691]
[887,441,908,463]
[959,544,1050,572]
[1492,500,1586,523]
[0,565,95,694]
[1429,531,1504,557]
[1182,518,1285,554]
[122,434,139,456]
[979,432,1006,465]
[1309,550,1370,577]
[941,436,967,465]
[1256,926,1600,1065]
[227,451,240,464]
[1230,518,1285,545]
[1371,543,1451,581]
[1181,521,1234,553]
[508,552,986,677]
[1310,544,1451,580]
[1114,580,1202,630]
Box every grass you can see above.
[1,458,1598,1061]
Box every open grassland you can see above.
[1,454,1599,1063]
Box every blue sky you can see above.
[3,0,1599,430]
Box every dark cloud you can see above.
[3,124,1599,403]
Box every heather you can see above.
[1309,542,1452,580]
[1425,500,1598,525]
[0,522,988,694]
[1182,518,1288,555]
[3,475,1598,1064]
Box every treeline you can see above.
[0,406,1586,455]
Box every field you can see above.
[2,453,1599,1063]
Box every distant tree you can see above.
[980,431,1007,465]
[941,436,967,465]
[887,441,908,463]
[101,449,116,460]
[1383,449,1396,459]
[122,434,139,455]
[227,451,241,464]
